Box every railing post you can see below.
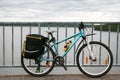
[20,26,23,54]
[91,23,94,41]
[74,27,76,65]
[108,25,111,48]
[116,25,119,64]
[12,25,14,66]
[100,23,102,42]
[3,26,5,66]
[38,23,41,34]
[65,26,67,65]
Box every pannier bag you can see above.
[23,34,47,59]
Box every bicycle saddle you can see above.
[45,30,57,34]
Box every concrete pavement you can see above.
[0,74,120,80]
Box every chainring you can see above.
[54,56,64,65]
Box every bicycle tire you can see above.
[21,44,55,77]
[76,41,113,78]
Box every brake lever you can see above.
[86,33,96,36]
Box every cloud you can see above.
[0,0,120,22]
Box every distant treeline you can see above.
[94,24,120,32]
[0,22,80,27]
[0,22,120,32]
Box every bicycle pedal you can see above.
[36,70,40,73]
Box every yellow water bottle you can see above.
[63,41,72,52]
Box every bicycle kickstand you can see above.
[62,64,67,71]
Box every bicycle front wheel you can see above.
[21,44,55,77]
[76,41,113,78]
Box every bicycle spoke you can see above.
[21,44,54,76]
[77,41,113,78]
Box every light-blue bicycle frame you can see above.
[50,29,85,58]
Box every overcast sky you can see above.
[0,0,120,22]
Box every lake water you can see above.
[0,27,120,67]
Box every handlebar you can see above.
[78,22,86,31]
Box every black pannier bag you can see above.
[23,34,47,59]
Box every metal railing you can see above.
[0,22,120,67]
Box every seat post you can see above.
[48,32,54,39]
[48,32,56,43]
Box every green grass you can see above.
[94,24,120,32]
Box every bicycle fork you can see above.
[86,41,96,61]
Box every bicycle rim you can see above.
[77,41,113,77]
[21,44,54,76]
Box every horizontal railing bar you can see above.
[0,22,120,27]
[0,64,120,68]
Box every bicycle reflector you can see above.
[85,56,89,64]
[104,58,108,65]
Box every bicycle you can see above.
[21,22,113,78]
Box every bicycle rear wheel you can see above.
[76,41,113,78]
[21,44,54,77]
